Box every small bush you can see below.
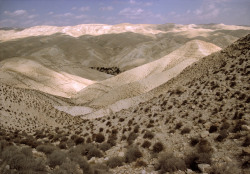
[135,160,147,167]
[83,144,103,160]
[127,132,138,145]
[125,146,142,163]
[107,135,117,147]
[215,130,228,142]
[48,150,67,167]
[141,140,151,149]
[36,144,58,155]
[54,160,82,174]
[134,125,140,133]
[143,131,154,139]
[197,139,213,153]
[106,156,124,168]
[242,136,250,147]
[233,120,247,133]
[220,122,230,130]
[190,137,199,146]
[99,142,111,152]
[75,137,84,145]
[68,153,93,173]
[209,125,218,133]
[153,142,164,153]
[210,163,241,174]
[175,122,183,129]
[156,153,186,173]
[185,152,211,172]
[95,133,105,143]
[181,127,191,134]
[58,142,67,149]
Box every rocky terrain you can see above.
[0,24,249,174]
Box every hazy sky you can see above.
[0,0,249,27]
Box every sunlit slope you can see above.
[0,58,95,97]
[74,40,221,109]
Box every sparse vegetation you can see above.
[156,153,186,173]
[125,146,142,163]
[106,156,124,168]
[153,142,164,153]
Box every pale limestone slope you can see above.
[70,40,221,117]
[0,57,95,98]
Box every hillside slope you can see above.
[0,57,96,97]
[71,40,221,117]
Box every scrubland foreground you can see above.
[0,33,249,173]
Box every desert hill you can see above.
[73,39,221,113]
[0,31,249,174]
[0,23,249,73]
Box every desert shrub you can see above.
[233,120,247,133]
[68,153,93,173]
[82,144,103,160]
[107,135,117,147]
[197,139,213,153]
[147,123,154,128]
[156,153,186,173]
[175,122,183,129]
[143,130,154,139]
[242,136,250,147]
[99,142,111,152]
[141,140,151,149]
[2,146,47,172]
[20,138,39,148]
[71,134,78,140]
[75,137,84,145]
[106,156,124,168]
[181,127,191,134]
[215,130,228,142]
[91,163,110,174]
[48,150,67,167]
[53,160,82,174]
[86,137,92,143]
[2,146,19,161]
[210,162,241,174]
[153,142,164,153]
[220,121,230,130]
[58,142,67,149]
[125,146,142,163]
[121,135,127,141]
[135,160,147,167]
[0,140,9,153]
[190,137,199,146]
[111,129,118,135]
[119,118,125,122]
[36,144,58,155]
[95,133,105,143]
[127,132,138,145]
[134,125,140,133]
[209,125,218,133]
[185,152,211,172]
[21,147,33,157]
